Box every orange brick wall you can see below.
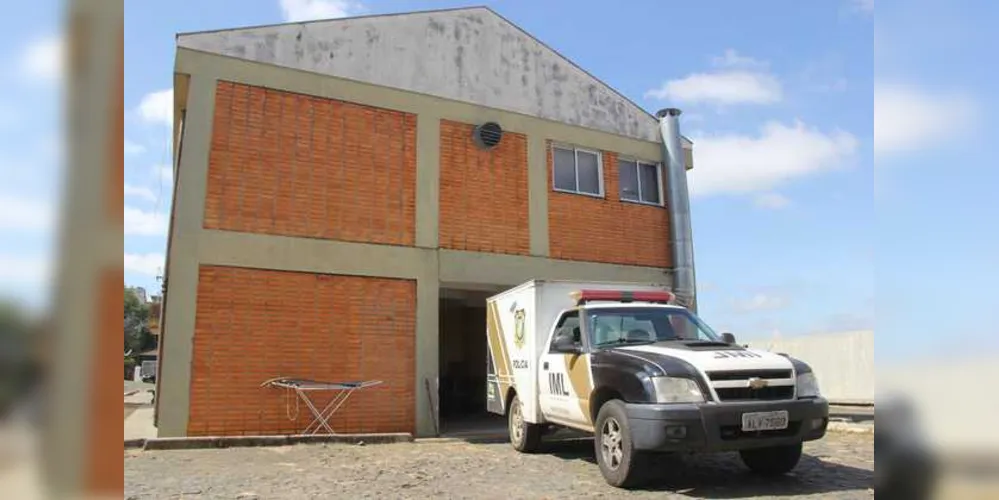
[204,81,416,246]
[439,120,529,255]
[547,143,671,268]
[188,266,416,436]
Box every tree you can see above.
[0,299,37,416]
[124,287,154,376]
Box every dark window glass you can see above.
[619,159,639,201]
[553,147,576,191]
[549,311,581,352]
[577,151,601,195]
[639,162,660,204]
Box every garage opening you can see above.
[438,287,506,436]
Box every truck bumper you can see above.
[625,398,829,453]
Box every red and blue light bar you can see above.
[571,289,675,306]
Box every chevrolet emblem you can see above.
[747,377,769,390]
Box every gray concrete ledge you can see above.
[826,421,874,434]
[134,433,413,450]
[124,439,146,449]
[829,404,875,424]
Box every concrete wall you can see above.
[879,357,999,454]
[157,47,675,438]
[747,330,874,405]
[176,7,693,148]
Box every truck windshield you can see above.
[585,307,723,347]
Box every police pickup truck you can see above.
[484,280,829,488]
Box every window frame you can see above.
[617,156,665,207]
[551,143,606,198]
[548,310,582,354]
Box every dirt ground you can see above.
[124,431,873,499]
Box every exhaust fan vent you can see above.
[473,122,503,150]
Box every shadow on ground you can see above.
[544,437,873,498]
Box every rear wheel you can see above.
[739,443,803,476]
[508,394,541,453]
[594,400,649,488]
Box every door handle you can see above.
[543,361,549,370]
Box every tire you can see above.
[739,443,803,476]
[594,400,649,488]
[508,394,541,453]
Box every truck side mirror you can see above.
[722,332,737,344]
[553,333,579,354]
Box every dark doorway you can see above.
[438,288,506,436]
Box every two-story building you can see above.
[156,6,697,438]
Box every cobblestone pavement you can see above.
[125,433,873,499]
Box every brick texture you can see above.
[204,81,416,246]
[187,266,416,436]
[547,143,672,268]
[439,120,529,255]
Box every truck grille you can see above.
[707,369,792,381]
[714,386,794,401]
[705,369,795,402]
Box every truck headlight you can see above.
[651,376,704,403]
[796,372,821,398]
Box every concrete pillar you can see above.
[527,135,549,257]
[414,267,441,437]
[156,73,217,437]
[415,114,441,249]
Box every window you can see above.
[585,307,722,347]
[549,311,581,352]
[618,158,662,205]
[553,144,603,196]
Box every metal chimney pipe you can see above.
[656,108,698,313]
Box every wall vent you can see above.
[473,122,503,150]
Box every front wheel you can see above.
[739,443,803,476]
[594,400,649,488]
[508,394,541,453]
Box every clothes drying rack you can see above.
[260,377,384,435]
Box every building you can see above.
[128,286,147,304]
[156,6,697,438]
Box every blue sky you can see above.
[4,1,994,361]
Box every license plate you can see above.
[741,410,789,432]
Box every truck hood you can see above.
[618,341,794,373]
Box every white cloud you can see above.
[733,294,788,313]
[155,164,173,185]
[753,193,791,210]
[0,195,54,231]
[20,35,63,83]
[125,206,168,236]
[646,51,780,106]
[798,55,849,94]
[711,49,768,70]
[124,184,156,202]
[279,0,365,22]
[124,252,165,277]
[688,120,858,197]
[0,254,50,286]
[811,78,849,93]
[124,140,146,155]
[138,89,173,127]
[646,70,782,106]
[875,82,977,157]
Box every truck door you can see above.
[538,311,592,430]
